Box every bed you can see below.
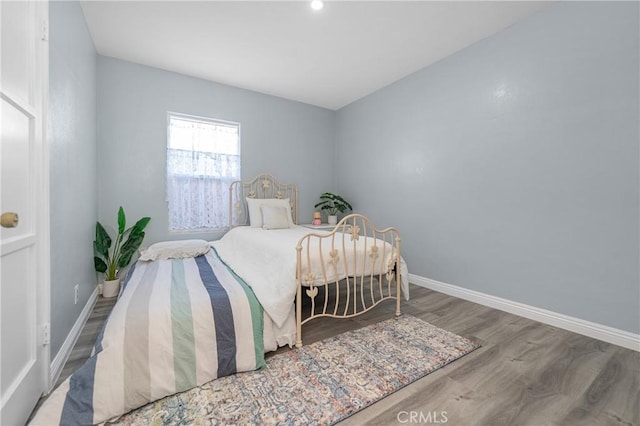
[215,172,408,347]
[31,173,407,425]
[30,246,275,425]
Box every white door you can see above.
[0,0,50,424]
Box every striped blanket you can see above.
[31,249,265,425]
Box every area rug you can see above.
[112,315,479,425]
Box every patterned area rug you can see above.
[113,315,478,425]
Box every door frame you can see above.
[35,0,52,395]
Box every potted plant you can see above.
[314,192,353,225]
[94,207,151,298]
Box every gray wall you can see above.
[49,1,98,356]
[97,56,335,244]
[335,2,639,333]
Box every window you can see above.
[167,113,240,231]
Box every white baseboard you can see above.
[49,286,99,391]
[409,274,640,352]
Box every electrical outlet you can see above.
[74,284,79,304]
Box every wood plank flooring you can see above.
[53,296,118,389]
[37,285,639,425]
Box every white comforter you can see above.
[212,226,409,328]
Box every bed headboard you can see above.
[229,173,299,227]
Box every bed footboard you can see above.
[295,214,401,347]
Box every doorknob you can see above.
[1,212,19,228]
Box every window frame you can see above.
[166,111,241,233]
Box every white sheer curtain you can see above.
[167,115,240,230]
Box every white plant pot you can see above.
[328,215,338,226]
[102,279,121,298]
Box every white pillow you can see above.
[246,197,294,227]
[261,205,291,230]
[139,239,211,261]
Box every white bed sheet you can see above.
[262,306,296,351]
[212,225,409,328]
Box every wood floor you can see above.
[40,285,639,425]
[53,296,118,389]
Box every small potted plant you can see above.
[314,192,353,225]
[94,207,151,297]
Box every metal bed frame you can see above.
[229,173,401,347]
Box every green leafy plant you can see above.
[94,207,151,281]
[314,192,353,216]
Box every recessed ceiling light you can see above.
[310,0,324,11]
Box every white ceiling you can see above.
[81,1,549,110]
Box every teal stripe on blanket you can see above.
[171,259,197,390]
[212,247,265,369]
